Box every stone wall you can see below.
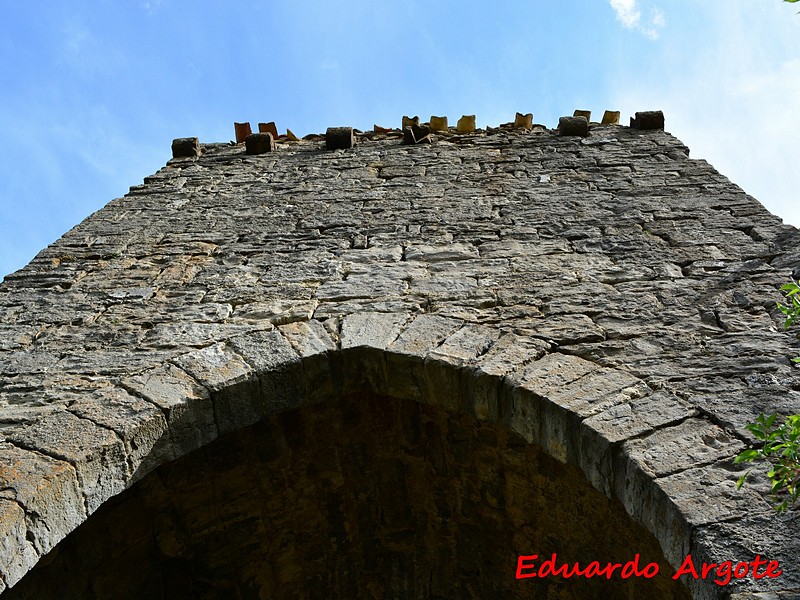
[0,117,799,598]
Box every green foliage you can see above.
[735,414,800,512]
[735,280,800,511]
[777,281,800,329]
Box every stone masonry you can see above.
[0,115,799,598]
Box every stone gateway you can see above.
[0,114,798,599]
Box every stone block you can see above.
[692,512,800,599]
[5,410,128,514]
[473,334,550,379]
[0,444,85,558]
[573,109,591,122]
[653,465,771,567]
[429,323,501,365]
[326,127,355,150]
[579,391,696,497]
[173,342,262,434]
[421,356,464,412]
[388,314,463,357]
[234,121,252,143]
[601,110,621,124]
[429,115,448,132]
[245,132,275,155]
[401,115,420,129]
[0,499,38,588]
[279,320,336,357]
[631,110,665,130]
[402,124,432,145]
[340,312,409,351]
[257,121,279,138]
[456,115,476,133]
[171,137,200,158]
[122,363,218,459]
[558,115,589,137]
[68,387,171,482]
[502,385,542,446]
[461,365,502,422]
[227,329,306,417]
[173,342,255,392]
[513,112,533,129]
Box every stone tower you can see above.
[0,113,798,599]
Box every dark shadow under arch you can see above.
[8,389,691,600]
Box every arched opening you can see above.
[8,390,690,599]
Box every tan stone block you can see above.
[429,115,448,132]
[513,112,533,129]
[602,110,621,124]
[456,115,476,133]
[573,109,591,122]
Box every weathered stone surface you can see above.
[325,127,355,150]
[514,112,533,129]
[558,115,589,136]
[0,500,36,588]
[1,120,799,597]
[122,363,218,458]
[170,137,200,158]
[245,132,275,155]
[3,411,127,514]
[67,387,171,481]
[0,445,85,559]
[456,114,475,133]
[632,110,666,130]
[429,115,448,131]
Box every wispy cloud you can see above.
[609,0,665,40]
[142,0,162,14]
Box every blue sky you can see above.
[1,1,798,278]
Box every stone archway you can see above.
[6,387,689,600]
[3,123,799,599]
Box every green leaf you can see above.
[736,472,750,490]
[734,449,760,463]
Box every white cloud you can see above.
[611,9,800,230]
[610,0,641,28]
[609,0,665,40]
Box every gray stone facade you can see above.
[0,118,798,598]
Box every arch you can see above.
[5,315,698,598]
[0,313,771,598]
